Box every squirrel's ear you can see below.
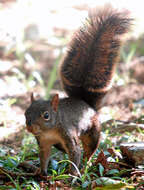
[51,94,59,112]
[30,92,35,103]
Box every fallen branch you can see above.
[0,167,38,178]
[102,119,144,133]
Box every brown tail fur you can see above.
[60,5,133,109]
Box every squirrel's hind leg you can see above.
[80,115,101,161]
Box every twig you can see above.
[102,119,144,133]
[0,167,39,178]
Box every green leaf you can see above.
[94,183,133,190]
[82,180,90,188]
[51,169,57,176]
[58,160,81,178]
[98,163,104,177]
[93,177,134,189]
[54,174,70,180]
[106,169,119,175]
[25,181,40,190]
[95,177,121,186]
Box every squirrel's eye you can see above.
[43,111,50,120]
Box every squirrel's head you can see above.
[25,93,59,135]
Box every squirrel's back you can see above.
[60,5,132,109]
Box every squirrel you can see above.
[25,5,132,176]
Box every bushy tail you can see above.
[60,5,133,109]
